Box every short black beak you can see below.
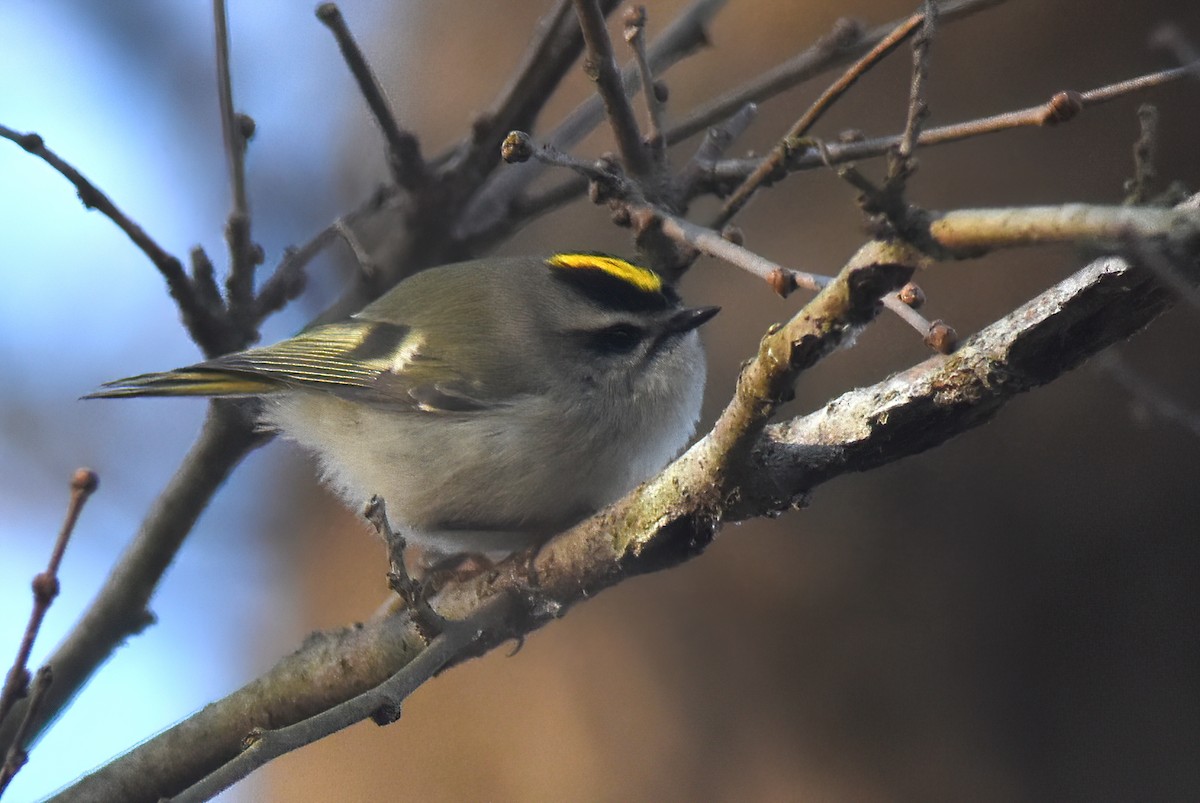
[666,305,720,335]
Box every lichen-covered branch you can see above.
[54,188,1200,799]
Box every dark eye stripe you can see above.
[586,323,645,355]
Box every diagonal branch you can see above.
[316,3,426,191]
[446,0,619,192]
[167,596,512,802]
[52,241,919,801]
[699,59,1200,190]
[52,198,1200,798]
[710,9,927,230]
[0,406,264,756]
[0,126,236,357]
[572,0,652,178]
[665,0,1009,144]
[456,0,724,242]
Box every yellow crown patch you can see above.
[547,253,663,295]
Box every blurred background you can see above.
[1,1,1198,800]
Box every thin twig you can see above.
[572,0,652,178]
[698,60,1200,186]
[664,0,1009,145]
[333,219,380,280]
[0,469,97,729]
[624,6,666,154]
[647,203,942,344]
[0,408,261,753]
[188,246,224,316]
[710,10,927,230]
[868,0,938,236]
[166,597,509,803]
[253,185,397,320]
[316,3,426,190]
[0,126,234,356]
[213,0,260,331]
[678,102,758,201]
[501,130,635,196]
[213,0,247,220]
[648,205,827,294]
[1124,104,1158,204]
[0,667,52,795]
[456,0,724,240]
[451,0,616,189]
[898,2,936,163]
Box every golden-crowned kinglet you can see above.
[89,253,718,555]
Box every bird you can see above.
[88,252,718,558]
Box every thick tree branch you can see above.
[52,192,1200,799]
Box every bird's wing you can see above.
[88,321,508,413]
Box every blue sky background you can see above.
[0,3,395,799]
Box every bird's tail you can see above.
[83,368,277,399]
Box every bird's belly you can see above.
[261,388,698,553]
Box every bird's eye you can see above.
[589,323,644,355]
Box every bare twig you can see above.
[710,10,927,230]
[501,130,635,200]
[213,0,247,221]
[858,0,938,239]
[701,60,1200,188]
[647,204,828,294]
[456,0,724,240]
[1124,104,1159,204]
[253,185,397,320]
[333,219,379,280]
[890,0,936,184]
[168,597,508,803]
[0,667,52,795]
[0,470,97,729]
[624,6,666,155]
[213,0,261,331]
[0,126,235,356]
[665,0,1009,145]
[316,3,426,190]
[450,0,617,190]
[678,102,758,201]
[572,0,652,178]
[552,0,722,156]
[0,408,262,754]
[188,247,225,316]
